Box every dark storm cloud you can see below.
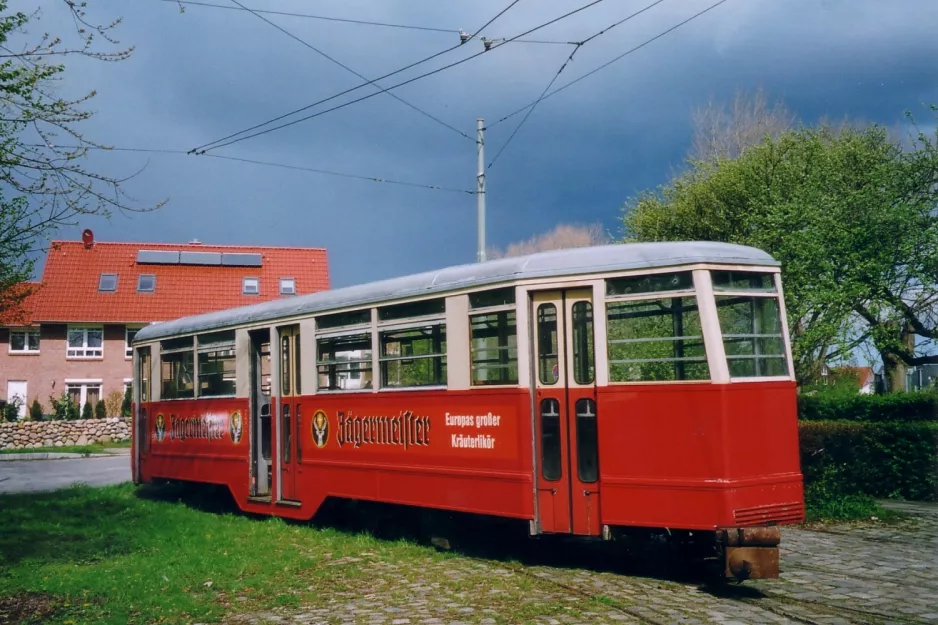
[17,0,938,286]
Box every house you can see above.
[0,231,329,418]
[821,365,875,394]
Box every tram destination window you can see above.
[161,337,195,399]
[712,270,777,293]
[197,331,236,397]
[316,309,371,330]
[378,298,445,322]
[379,324,446,387]
[606,296,709,382]
[469,287,518,386]
[317,333,373,390]
[606,271,694,297]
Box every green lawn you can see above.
[0,483,570,625]
[0,440,131,456]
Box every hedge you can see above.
[799,391,938,422]
[799,421,938,501]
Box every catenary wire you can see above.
[158,0,577,44]
[25,144,476,194]
[227,0,473,141]
[490,0,731,129]
[487,0,669,169]
[194,0,611,153]
[469,0,524,40]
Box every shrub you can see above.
[800,421,938,501]
[82,401,93,420]
[799,390,938,422]
[121,385,132,417]
[95,399,107,419]
[105,390,124,418]
[2,399,20,423]
[29,398,43,421]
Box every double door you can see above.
[278,325,302,502]
[532,290,601,536]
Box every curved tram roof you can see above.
[134,241,777,343]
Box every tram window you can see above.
[318,333,373,390]
[138,347,150,403]
[572,301,595,385]
[712,270,777,293]
[378,298,445,322]
[715,295,788,377]
[161,350,195,399]
[540,398,562,481]
[469,287,515,309]
[575,398,598,484]
[606,297,710,382]
[281,335,292,396]
[470,311,518,385]
[537,304,559,385]
[379,324,446,387]
[259,342,272,396]
[317,309,371,330]
[198,331,236,397]
[295,336,301,395]
[606,271,694,297]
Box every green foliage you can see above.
[121,385,132,417]
[81,401,93,421]
[803,469,896,522]
[1,399,19,422]
[50,393,80,421]
[28,398,42,421]
[799,421,938,501]
[622,113,938,385]
[799,390,938,422]
[94,399,107,419]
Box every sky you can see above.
[16,0,938,288]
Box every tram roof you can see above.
[134,241,777,342]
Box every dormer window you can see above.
[137,274,156,293]
[98,273,118,292]
[280,278,296,296]
[243,277,259,295]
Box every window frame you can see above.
[377,308,447,390]
[315,327,374,393]
[125,326,144,359]
[242,277,260,295]
[137,274,156,293]
[66,325,104,359]
[98,273,118,292]
[159,336,196,400]
[468,299,519,388]
[8,327,40,354]
[279,277,296,296]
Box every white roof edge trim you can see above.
[134,242,778,344]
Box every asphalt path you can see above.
[0,455,130,494]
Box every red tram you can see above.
[131,242,804,580]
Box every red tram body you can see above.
[132,243,804,580]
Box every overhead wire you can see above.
[226,0,472,141]
[192,0,612,153]
[26,144,476,194]
[487,0,669,169]
[490,0,732,129]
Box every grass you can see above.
[803,482,904,524]
[0,483,589,625]
[0,440,130,456]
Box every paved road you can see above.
[0,455,130,494]
[229,501,938,624]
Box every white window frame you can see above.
[279,277,296,296]
[64,379,103,412]
[137,274,156,293]
[8,327,40,354]
[243,277,259,295]
[125,326,143,359]
[67,325,104,359]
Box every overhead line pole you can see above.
[477,117,487,263]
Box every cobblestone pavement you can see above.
[227,501,937,625]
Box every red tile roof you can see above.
[0,282,42,326]
[30,240,329,323]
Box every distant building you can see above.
[0,231,329,418]
[820,365,875,394]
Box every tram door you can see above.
[249,331,272,498]
[532,290,601,536]
[278,325,302,503]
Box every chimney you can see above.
[81,228,95,249]
[189,238,201,245]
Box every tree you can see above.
[81,400,93,420]
[489,223,608,259]
[689,86,795,161]
[121,385,132,417]
[95,398,107,419]
[104,390,123,418]
[623,110,938,388]
[0,1,162,320]
[29,397,42,420]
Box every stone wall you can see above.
[0,417,130,450]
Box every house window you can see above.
[243,277,259,295]
[67,326,103,358]
[280,278,296,296]
[137,274,156,293]
[98,273,118,292]
[9,329,40,354]
[125,327,141,359]
[65,381,102,412]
